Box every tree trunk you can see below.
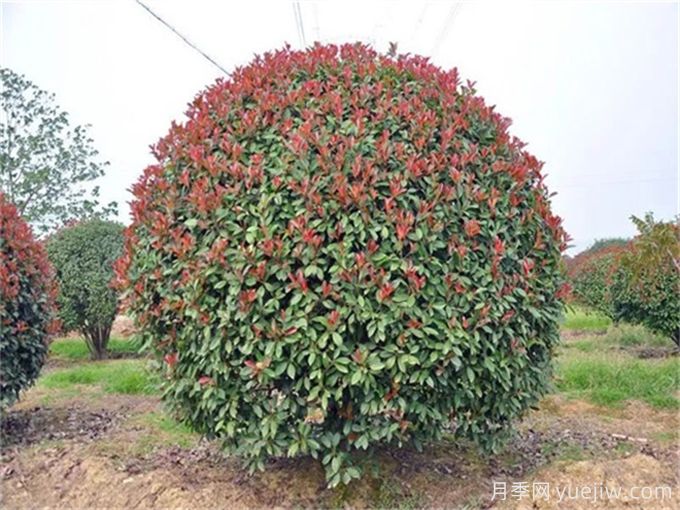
[85,324,111,360]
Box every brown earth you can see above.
[1,386,678,509]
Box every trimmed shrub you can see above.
[115,43,569,485]
[47,219,124,359]
[610,215,679,346]
[0,193,58,408]
[567,217,679,347]
[567,241,626,316]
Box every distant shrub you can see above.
[115,43,569,486]
[568,216,679,347]
[567,242,625,316]
[610,214,679,346]
[47,219,124,359]
[0,193,58,408]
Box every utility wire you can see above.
[135,0,230,76]
[293,2,307,48]
[312,1,321,43]
[431,2,462,59]
[409,3,429,49]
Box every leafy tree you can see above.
[611,214,679,346]
[567,215,679,347]
[587,237,628,253]
[47,219,124,359]
[0,68,116,234]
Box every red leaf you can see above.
[464,219,481,237]
[164,352,178,368]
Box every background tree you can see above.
[47,219,124,359]
[0,68,117,234]
[611,214,679,346]
[566,238,628,315]
[567,216,679,347]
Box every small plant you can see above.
[0,193,59,408]
[115,43,569,486]
[47,219,124,359]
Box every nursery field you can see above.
[1,311,678,509]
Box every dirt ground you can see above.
[1,389,678,509]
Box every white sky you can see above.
[2,0,678,254]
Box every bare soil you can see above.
[1,386,678,509]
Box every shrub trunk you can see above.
[83,325,111,360]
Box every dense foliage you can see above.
[0,68,117,234]
[568,217,679,346]
[610,215,679,346]
[115,43,569,485]
[0,193,58,408]
[566,241,626,315]
[47,219,124,359]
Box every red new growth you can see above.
[164,352,178,367]
[493,236,505,256]
[288,269,308,292]
[464,219,481,237]
[328,310,340,327]
[378,282,395,301]
[198,376,214,386]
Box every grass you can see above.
[561,323,677,354]
[562,307,611,332]
[49,336,142,360]
[603,324,673,349]
[129,412,199,453]
[555,351,679,409]
[38,359,159,395]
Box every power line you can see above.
[135,0,230,76]
[293,2,307,48]
[431,2,462,59]
[409,3,429,49]
[312,1,321,43]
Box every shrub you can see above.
[115,43,570,486]
[567,216,679,347]
[47,219,124,359]
[610,214,679,346]
[567,243,624,316]
[0,193,58,408]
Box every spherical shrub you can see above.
[47,219,124,359]
[115,43,570,485]
[0,193,58,408]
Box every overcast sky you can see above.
[2,0,678,253]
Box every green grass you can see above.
[564,339,599,352]
[38,360,159,395]
[602,324,673,349]
[139,412,197,448]
[556,351,680,409]
[562,323,676,353]
[562,307,611,332]
[49,336,141,360]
